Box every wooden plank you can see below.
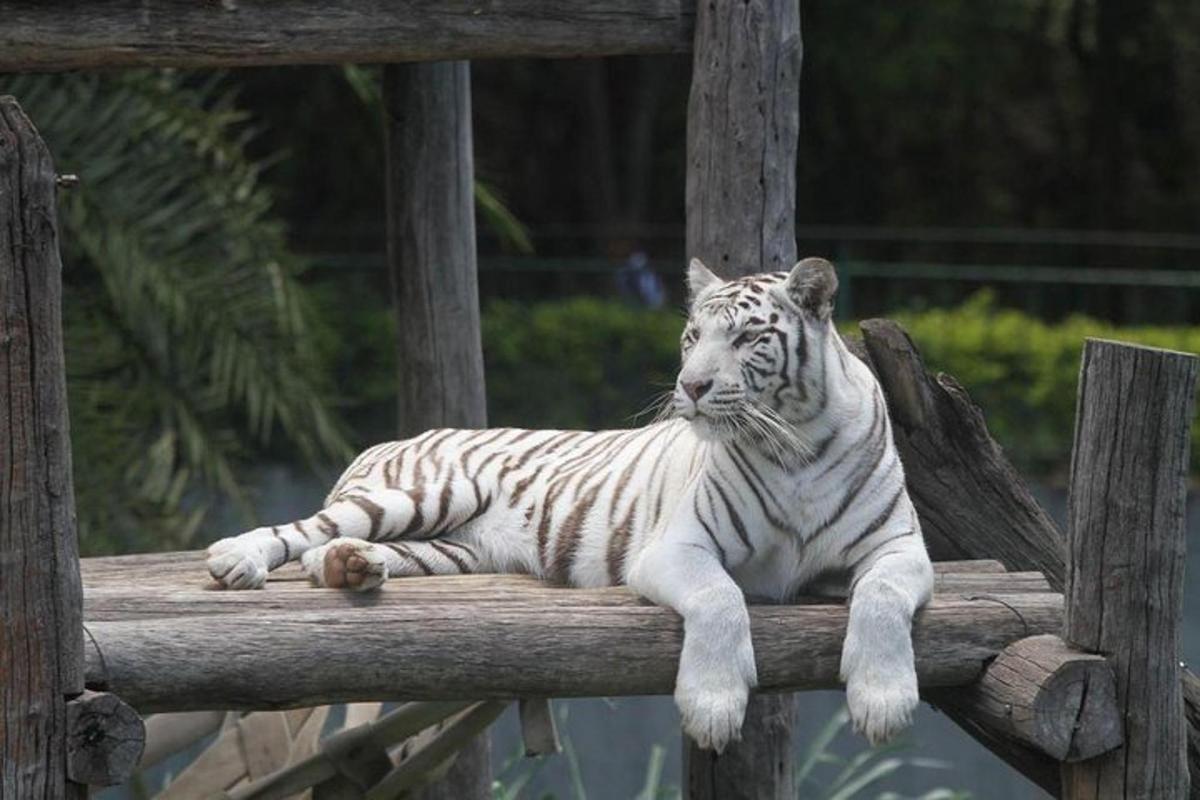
[1062,340,1196,799]
[80,593,1063,713]
[0,96,87,799]
[79,570,1052,621]
[0,1,695,72]
[384,58,491,800]
[683,0,801,794]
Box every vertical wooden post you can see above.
[0,96,87,798]
[383,61,491,799]
[1062,339,1197,799]
[683,1,801,797]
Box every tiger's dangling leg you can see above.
[207,478,485,590]
[627,494,758,753]
[838,512,933,745]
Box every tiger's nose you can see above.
[682,380,713,402]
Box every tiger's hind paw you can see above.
[304,541,388,591]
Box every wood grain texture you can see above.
[685,0,801,278]
[0,1,695,72]
[385,61,487,435]
[684,0,801,793]
[930,635,1121,764]
[1062,339,1197,799]
[79,568,1052,621]
[0,95,86,800]
[385,60,492,798]
[64,690,145,786]
[80,593,1063,713]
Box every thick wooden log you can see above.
[930,635,1121,764]
[81,593,1062,713]
[684,0,801,794]
[79,568,1053,620]
[1061,340,1196,799]
[65,691,146,786]
[384,59,491,799]
[0,96,87,799]
[859,319,1066,587]
[0,1,694,72]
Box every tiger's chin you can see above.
[687,414,741,444]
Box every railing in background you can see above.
[309,251,1200,325]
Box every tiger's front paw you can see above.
[206,538,268,590]
[676,682,750,753]
[674,626,757,752]
[844,669,918,745]
[302,540,387,591]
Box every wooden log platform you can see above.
[81,552,1061,714]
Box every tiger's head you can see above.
[673,257,840,448]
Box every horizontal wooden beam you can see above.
[81,570,1052,620]
[82,593,1062,713]
[0,1,695,72]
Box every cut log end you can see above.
[65,690,146,787]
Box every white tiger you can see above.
[206,257,934,751]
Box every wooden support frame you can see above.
[0,96,87,800]
[0,1,695,72]
[384,58,492,800]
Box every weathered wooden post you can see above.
[381,60,491,800]
[683,1,801,797]
[0,96,87,798]
[1062,340,1196,799]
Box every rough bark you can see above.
[384,59,491,798]
[0,95,86,800]
[930,636,1121,764]
[686,0,802,279]
[81,593,1063,713]
[0,1,695,71]
[1061,339,1196,799]
[683,0,801,794]
[385,61,486,435]
[859,319,1066,587]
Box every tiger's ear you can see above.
[687,258,721,302]
[785,258,838,318]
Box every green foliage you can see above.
[797,708,967,800]
[2,71,350,554]
[481,298,684,431]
